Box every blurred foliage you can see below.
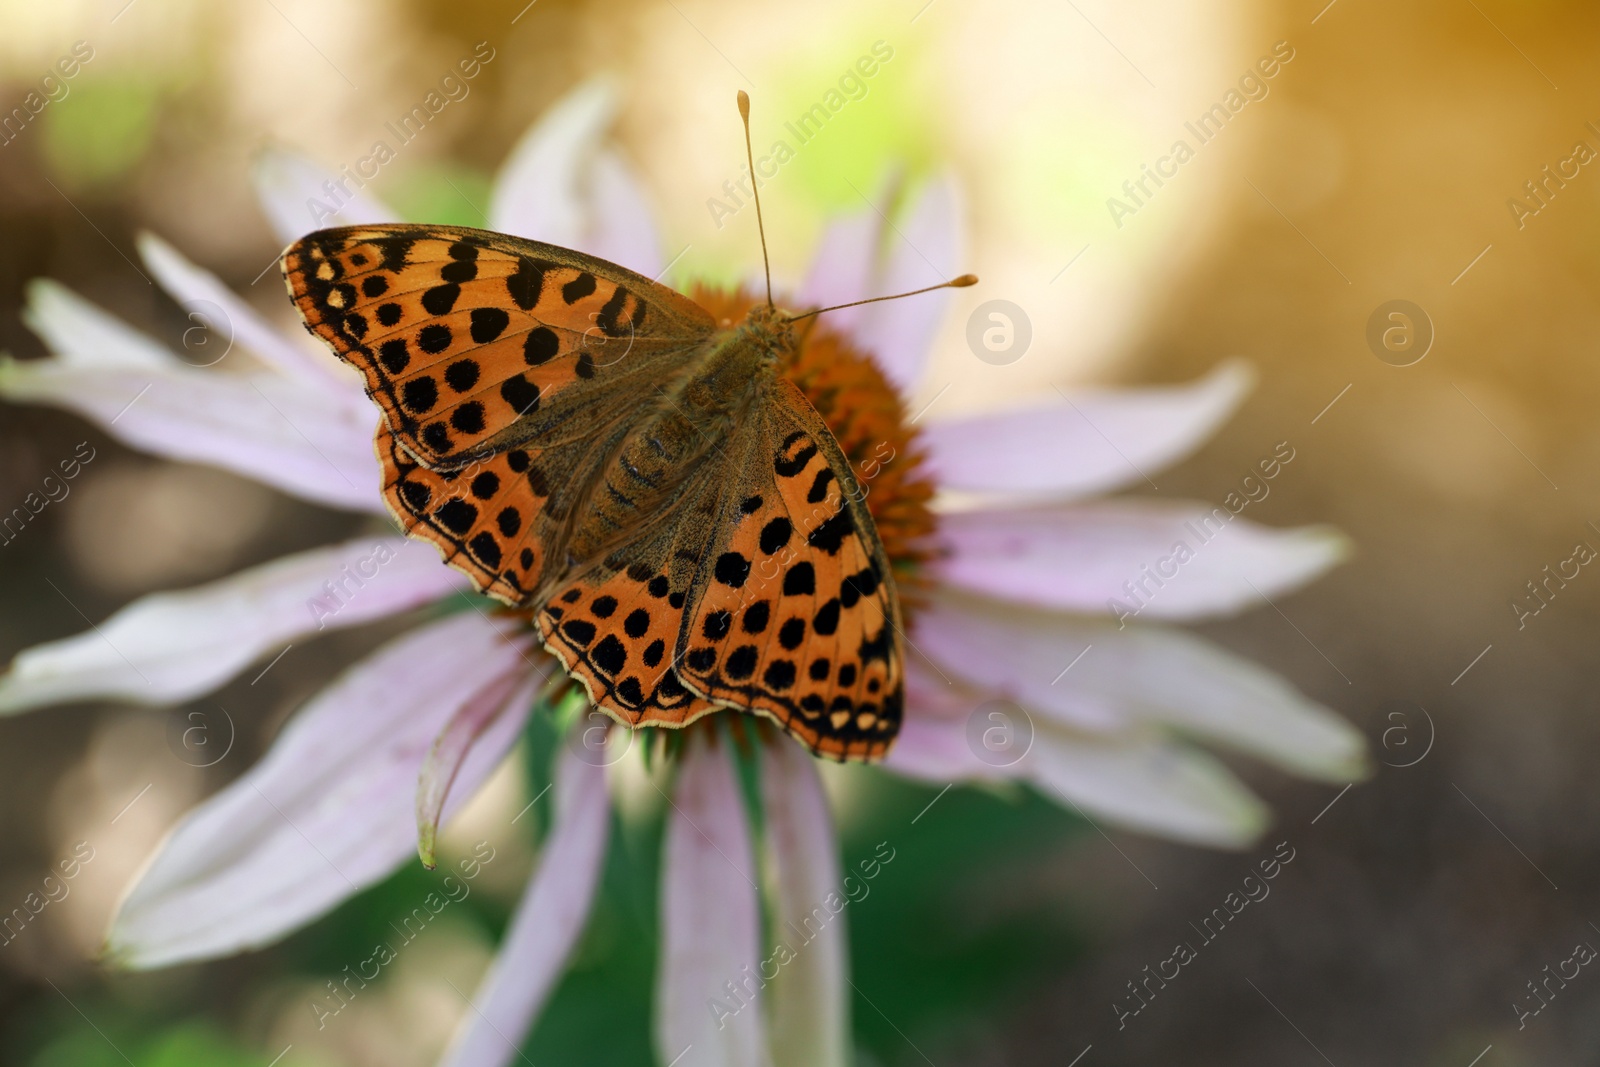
[381,162,494,231]
[41,78,163,190]
[27,1017,272,1067]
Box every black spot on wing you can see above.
[422,284,460,315]
[373,237,414,272]
[807,508,855,554]
[562,272,597,304]
[470,307,510,344]
[524,327,559,366]
[507,258,545,310]
[775,432,817,478]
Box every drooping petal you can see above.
[489,79,662,278]
[0,537,467,715]
[849,176,963,394]
[4,286,381,510]
[920,361,1255,500]
[656,730,771,1067]
[252,146,402,246]
[416,667,542,868]
[106,613,538,969]
[1023,729,1268,849]
[137,232,354,389]
[910,594,1366,781]
[886,664,1267,847]
[932,499,1350,620]
[435,746,611,1067]
[761,738,848,1067]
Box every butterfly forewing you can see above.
[284,224,716,606]
[282,224,714,469]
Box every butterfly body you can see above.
[284,224,904,761]
[558,304,795,579]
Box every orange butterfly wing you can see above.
[674,379,903,760]
[535,460,729,729]
[535,379,904,761]
[282,224,715,605]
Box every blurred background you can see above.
[2,0,1599,1063]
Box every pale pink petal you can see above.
[435,746,611,1067]
[889,668,1266,847]
[252,146,402,245]
[106,614,538,969]
[3,290,381,510]
[795,203,884,334]
[920,361,1255,500]
[850,176,963,393]
[137,232,356,390]
[761,738,849,1067]
[882,664,1009,784]
[586,147,664,278]
[656,730,771,1067]
[0,537,466,715]
[896,662,1267,844]
[489,79,662,277]
[20,279,172,370]
[910,595,1366,781]
[416,668,542,868]
[932,499,1350,620]
[1023,730,1267,848]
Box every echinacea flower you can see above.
[0,80,1365,1067]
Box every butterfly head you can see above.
[739,300,798,364]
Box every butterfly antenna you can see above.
[736,91,774,309]
[784,274,979,323]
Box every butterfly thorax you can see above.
[557,303,797,576]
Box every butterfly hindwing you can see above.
[378,421,558,603]
[282,224,716,469]
[379,400,653,606]
[536,466,726,727]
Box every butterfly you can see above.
[280,93,973,762]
